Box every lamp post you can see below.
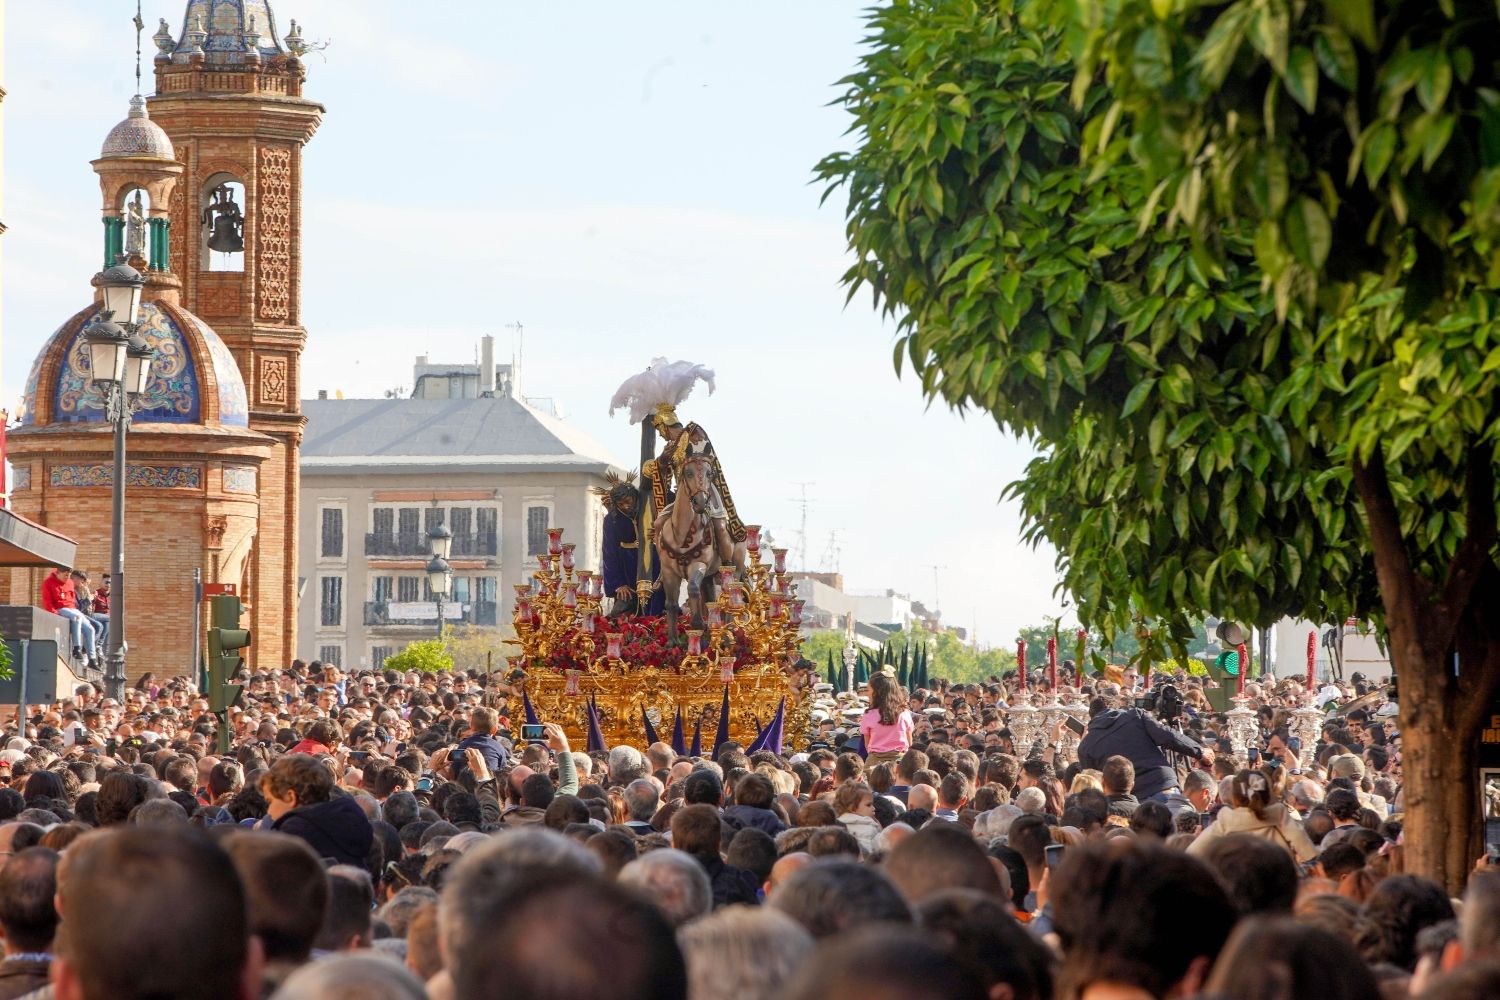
[427,523,453,640]
[83,258,151,702]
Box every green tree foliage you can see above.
[818,0,1500,889]
[382,639,454,674]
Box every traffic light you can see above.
[1215,649,1241,676]
[206,594,250,713]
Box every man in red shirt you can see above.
[40,565,98,666]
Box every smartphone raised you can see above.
[1246,746,1260,766]
[1286,736,1302,754]
[520,723,547,742]
[1063,716,1086,736]
[1044,843,1066,870]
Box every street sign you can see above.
[203,583,237,597]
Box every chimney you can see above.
[317,390,328,400]
[480,336,496,396]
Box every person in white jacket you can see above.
[1188,767,1317,863]
[834,782,882,854]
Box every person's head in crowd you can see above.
[726,827,777,884]
[445,860,684,1000]
[270,951,428,1000]
[1050,841,1235,999]
[316,866,375,952]
[1354,873,1455,971]
[624,778,660,822]
[1200,833,1299,916]
[403,904,442,983]
[259,754,333,818]
[1205,914,1380,1000]
[781,925,986,1000]
[95,771,152,827]
[681,769,722,806]
[617,848,712,926]
[0,845,60,954]
[677,905,813,1000]
[53,826,261,1000]
[882,820,1001,905]
[1458,871,1500,964]
[1294,892,1362,944]
[378,886,439,939]
[1128,800,1173,839]
[220,831,329,976]
[770,859,911,938]
[916,889,1053,1000]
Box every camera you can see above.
[1137,682,1184,722]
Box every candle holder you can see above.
[562,584,578,610]
[744,524,762,554]
[561,542,576,572]
[789,601,804,627]
[605,633,624,660]
[565,670,581,696]
[1007,700,1041,757]
[707,604,724,628]
[548,527,565,556]
[580,613,596,634]
[686,630,703,656]
[772,547,788,574]
[1225,695,1259,758]
[720,656,737,683]
[1290,696,1322,770]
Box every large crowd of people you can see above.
[0,657,1496,1000]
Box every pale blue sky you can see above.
[3,0,1067,644]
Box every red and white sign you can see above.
[204,584,237,597]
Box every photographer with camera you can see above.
[1077,688,1213,802]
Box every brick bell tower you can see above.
[148,2,322,669]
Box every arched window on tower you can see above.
[201,175,246,273]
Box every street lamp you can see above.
[84,257,152,701]
[427,523,453,640]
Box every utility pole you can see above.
[787,482,815,572]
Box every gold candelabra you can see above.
[508,526,811,749]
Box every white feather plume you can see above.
[608,358,717,424]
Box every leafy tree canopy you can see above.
[817,0,1500,668]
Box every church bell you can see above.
[208,213,244,254]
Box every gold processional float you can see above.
[506,526,813,749]
[505,358,815,750]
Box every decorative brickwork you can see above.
[258,147,292,322]
[259,356,288,405]
[205,514,229,549]
[169,147,189,276]
[11,466,31,492]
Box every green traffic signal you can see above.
[1215,649,1240,677]
[206,595,251,713]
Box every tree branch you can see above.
[1440,450,1497,623]
[1353,449,1435,639]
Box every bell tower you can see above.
[148,1,322,669]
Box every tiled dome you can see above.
[20,300,248,428]
[100,95,175,161]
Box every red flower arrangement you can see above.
[534,614,753,674]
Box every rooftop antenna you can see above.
[505,321,524,398]
[133,1,145,94]
[787,482,815,571]
[929,564,948,616]
[820,530,841,574]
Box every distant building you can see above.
[790,574,949,647]
[296,352,623,668]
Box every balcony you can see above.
[364,531,497,557]
[364,600,499,627]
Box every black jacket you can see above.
[699,855,761,908]
[273,795,374,867]
[1077,708,1203,800]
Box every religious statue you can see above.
[608,358,747,636]
[594,471,662,617]
[658,420,744,577]
[124,192,147,260]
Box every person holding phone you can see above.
[452,706,510,781]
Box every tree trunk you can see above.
[1356,454,1500,895]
